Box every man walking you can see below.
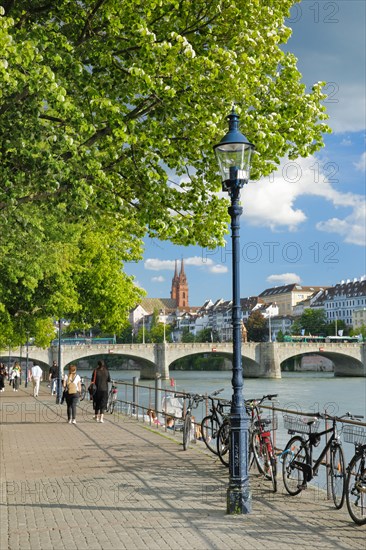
[31,362,43,397]
[48,361,58,395]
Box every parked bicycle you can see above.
[282,412,348,509]
[216,393,278,491]
[247,394,278,492]
[176,392,205,450]
[106,382,118,414]
[79,377,86,401]
[343,422,366,525]
[200,388,231,455]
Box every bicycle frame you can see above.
[294,422,339,482]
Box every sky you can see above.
[125,0,366,306]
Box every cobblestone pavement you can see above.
[0,385,364,550]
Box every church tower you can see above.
[171,260,179,301]
[171,259,189,308]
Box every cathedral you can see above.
[171,259,189,308]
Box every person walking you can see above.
[48,361,58,395]
[63,364,81,424]
[11,361,22,391]
[0,363,6,391]
[92,360,110,423]
[31,362,43,397]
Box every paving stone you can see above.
[0,387,365,550]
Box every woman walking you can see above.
[11,361,21,391]
[63,364,81,424]
[92,360,110,423]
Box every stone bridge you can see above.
[2,341,365,379]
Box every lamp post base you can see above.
[227,481,251,514]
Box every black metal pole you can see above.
[25,333,29,388]
[56,319,62,404]
[227,179,251,514]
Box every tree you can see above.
[0,1,330,346]
[298,309,327,335]
[326,319,348,337]
[350,325,366,340]
[181,327,195,343]
[196,328,213,342]
[246,311,267,342]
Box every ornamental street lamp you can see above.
[214,107,254,514]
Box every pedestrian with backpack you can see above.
[63,364,81,424]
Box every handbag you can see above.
[88,370,97,398]
[61,386,68,404]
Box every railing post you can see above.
[155,374,162,421]
[132,376,139,415]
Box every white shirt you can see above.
[31,365,43,378]
[65,374,81,387]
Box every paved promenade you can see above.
[0,384,364,550]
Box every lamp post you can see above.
[25,331,30,388]
[56,319,63,404]
[214,107,254,514]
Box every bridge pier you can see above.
[154,344,169,380]
[258,344,282,378]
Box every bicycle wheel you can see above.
[330,444,346,509]
[282,436,308,496]
[108,395,115,414]
[252,430,267,476]
[201,416,221,455]
[106,391,113,413]
[217,420,230,467]
[345,451,366,525]
[183,414,191,451]
[79,383,86,402]
[262,445,277,492]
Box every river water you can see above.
[79,368,366,418]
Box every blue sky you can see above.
[125,0,366,306]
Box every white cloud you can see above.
[209,264,228,274]
[354,152,366,172]
[144,259,176,271]
[243,156,365,246]
[340,138,352,147]
[151,276,165,283]
[144,256,227,275]
[267,273,301,285]
[316,201,366,246]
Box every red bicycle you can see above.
[247,394,278,492]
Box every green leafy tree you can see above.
[0,1,330,347]
[350,325,366,340]
[196,328,213,343]
[276,329,285,342]
[246,310,267,342]
[326,320,348,337]
[181,327,195,343]
[290,319,302,335]
[299,309,327,335]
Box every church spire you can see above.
[171,260,179,300]
[179,258,186,283]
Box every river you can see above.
[79,368,365,418]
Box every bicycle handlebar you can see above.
[245,393,278,406]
